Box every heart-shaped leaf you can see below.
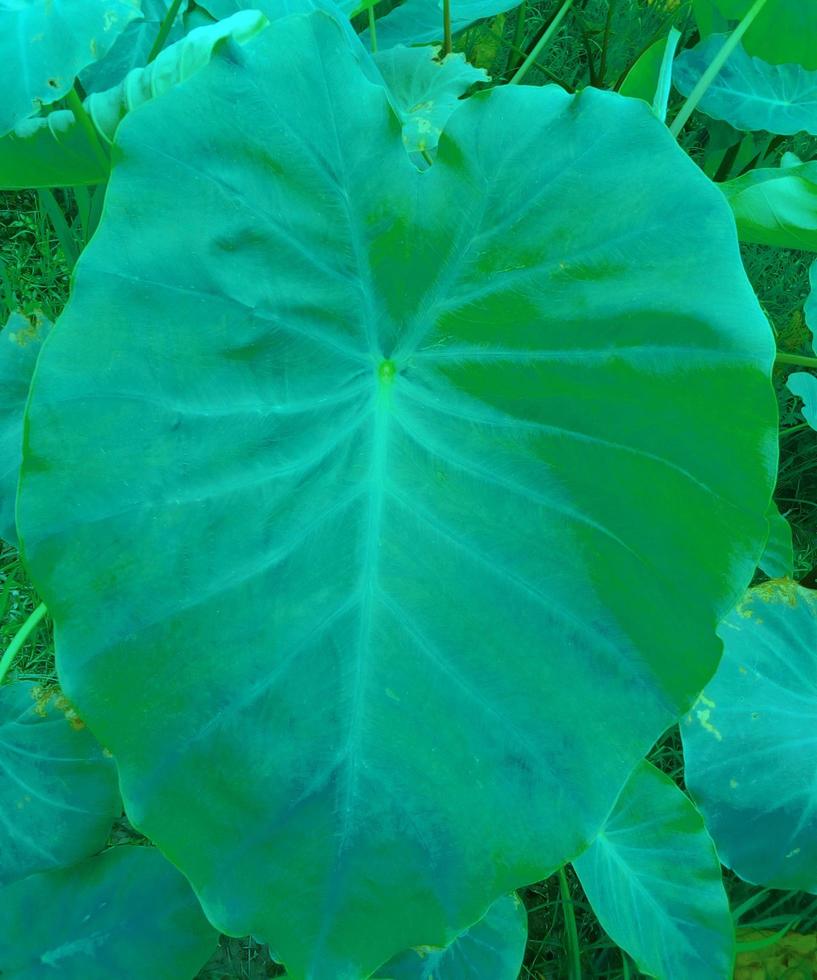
[374,893,527,979]
[692,0,817,70]
[0,680,120,886]
[674,36,817,135]
[574,760,734,980]
[17,10,776,977]
[0,0,140,136]
[373,46,487,153]
[0,846,218,978]
[0,313,51,545]
[682,581,817,892]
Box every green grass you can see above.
[3,1,817,976]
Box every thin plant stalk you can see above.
[558,866,582,980]
[506,0,528,74]
[147,0,185,63]
[0,602,48,685]
[509,0,575,86]
[65,86,109,170]
[368,5,378,53]
[653,27,681,122]
[669,0,771,137]
[442,0,452,58]
[776,352,817,369]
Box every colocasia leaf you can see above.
[17,10,776,977]
[363,0,522,49]
[574,760,734,980]
[683,581,817,892]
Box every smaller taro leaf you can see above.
[698,0,817,71]
[373,46,487,153]
[198,0,362,18]
[673,36,817,136]
[805,256,817,336]
[787,372,817,430]
[0,111,109,191]
[363,0,522,49]
[682,581,817,892]
[574,760,734,980]
[373,893,527,979]
[0,0,141,136]
[759,501,794,580]
[0,312,52,545]
[0,846,219,978]
[719,154,817,251]
[79,0,186,95]
[86,10,271,142]
[0,681,120,886]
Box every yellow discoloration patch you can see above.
[694,693,722,741]
[730,779,739,789]
[385,687,400,702]
[786,848,802,859]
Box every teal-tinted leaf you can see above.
[0,111,108,191]
[759,502,794,579]
[374,894,527,979]
[17,10,776,978]
[787,371,817,429]
[0,0,141,136]
[696,0,817,71]
[673,36,817,135]
[86,10,270,142]
[574,760,734,980]
[0,313,51,545]
[373,46,487,153]
[80,0,185,95]
[683,581,817,892]
[0,680,120,886]
[719,155,817,251]
[364,0,520,49]
[0,846,219,978]
[199,0,361,18]
[805,256,817,336]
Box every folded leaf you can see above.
[374,894,527,979]
[574,760,734,980]
[0,0,140,136]
[683,580,817,892]
[719,155,817,251]
[673,36,817,135]
[0,312,51,545]
[17,10,776,978]
[373,46,487,153]
[0,847,218,979]
[363,0,521,49]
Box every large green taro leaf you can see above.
[673,37,817,136]
[683,581,817,892]
[574,760,734,980]
[17,10,776,978]
[0,680,120,886]
[693,0,817,70]
[374,894,527,979]
[0,0,140,136]
[0,846,218,978]
[0,313,51,545]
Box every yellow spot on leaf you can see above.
[694,694,722,741]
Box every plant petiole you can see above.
[0,602,48,686]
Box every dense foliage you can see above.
[1,0,817,977]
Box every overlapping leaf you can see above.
[18,10,776,977]
[0,681,120,885]
[0,846,218,978]
[0,313,51,544]
[375,894,527,979]
[363,0,520,49]
[674,36,817,135]
[683,581,817,891]
[0,0,140,135]
[759,502,794,579]
[574,761,734,980]
[373,46,487,153]
[692,0,817,70]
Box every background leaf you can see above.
[374,893,527,979]
[787,372,817,430]
[0,0,140,136]
[0,112,109,191]
[18,11,776,977]
[373,46,487,153]
[574,760,734,980]
[0,846,219,979]
[0,312,51,545]
[0,680,120,886]
[673,36,817,135]
[693,0,817,70]
[683,581,817,892]
[363,0,520,49]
